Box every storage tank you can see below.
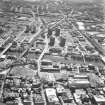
[24,25,30,33]
[59,36,66,47]
[55,28,60,37]
[31,25,36,34]
[48,29,52,37]
[49,36,55,46]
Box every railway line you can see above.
[0,11,64,105]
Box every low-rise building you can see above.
[68,77,90,88]
[93,95,105,105]
[45,88,61,105]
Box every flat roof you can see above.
[69,79,90,84]
[94,95,105,102]
[45,88,56,96]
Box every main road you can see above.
[0,10,66,105]
[0,11,41,101]
[36,14,66,75]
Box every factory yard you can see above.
[0,0,105,105]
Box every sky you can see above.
[23,0,97,2]
[2,0,102,4]
[24,0,102,4]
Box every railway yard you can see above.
[0,0,105,105]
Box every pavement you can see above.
[37,32,48,77]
